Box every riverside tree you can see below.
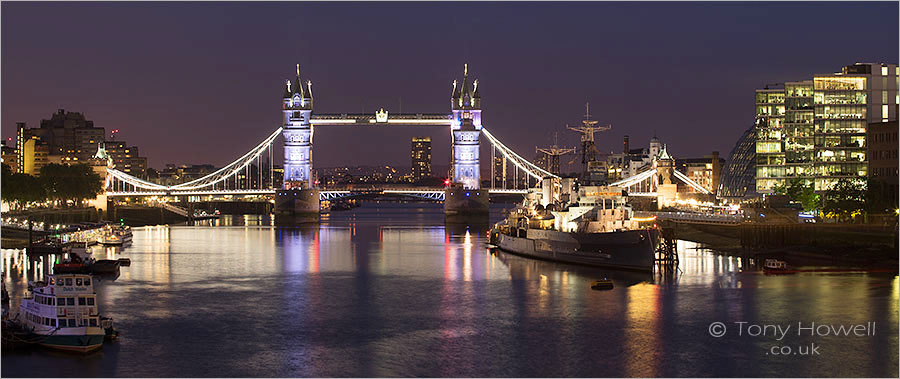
[39,163,103,207]
[1,164,48,210]
[822,178,866,222]
[773,177,819,212]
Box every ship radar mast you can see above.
[566,103,611,182]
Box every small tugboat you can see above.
[53,243,93,274]
[116,258,131,267]
[590,278,615,290]
[97,225,132,246]
[90,259,121,276]
[763,259,794,275]
[54,243,120,277]
[17,273,114,353]
[97,232,123,246]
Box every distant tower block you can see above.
[282,64,314,190]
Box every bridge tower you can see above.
[282,64,314,189]
[445,64,489,219]
[275,64,320,222]
[655,144,677,208]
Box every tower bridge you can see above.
[103,63,709,221]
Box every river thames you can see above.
[2,204,897,377]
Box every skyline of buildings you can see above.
[755,62,898,193]
[2,63,897,202]
[10,109,149,178]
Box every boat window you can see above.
[65,278,73,286]
[84,278,91,286]
[87,297,95,306]
[49,298,54,306]
[67,298,75,306]
[89,319,97,327]
[78,297,86,306]
[49,278,55,285]
[68,319,77,327]
[76,278,83,286]
[51,319,57,327]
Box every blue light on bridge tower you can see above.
[450,64,482,190]
[282,64,314,190]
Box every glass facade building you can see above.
[719,125,757,200]
[755,63,899,193]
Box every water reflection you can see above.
[1,204,897,377]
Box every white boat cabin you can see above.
[21,273,101,332]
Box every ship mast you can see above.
[566,103,611,182]
[536,132,576,176]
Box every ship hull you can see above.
[40,333,105,353]
[492,228,660,272]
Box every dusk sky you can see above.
[2,2,897,172]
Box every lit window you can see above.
[883,105,889,119]
[882,66,889,76]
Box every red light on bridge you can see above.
[443,179,451,187]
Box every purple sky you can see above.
[2,2,897,172]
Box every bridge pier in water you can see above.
[275,189,320,223]
[444,188,489,222]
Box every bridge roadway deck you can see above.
[107,187,527,199]
[310,113,451,126]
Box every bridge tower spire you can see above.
[282,64,314,189]
[445,64,489,219]
[450,64,482,189]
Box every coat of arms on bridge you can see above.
[375,108,388,123]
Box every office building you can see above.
[676,151,724,194]
[106,141,148,178]
[411,137,432,180]
[1,141,18,173]
[21,137,49,176]
[718,125,757,200]
[16,110,106,163]
[157,164,217,186]
[755,62,898,193]
[867,120,898,207]
[493,154,508,188]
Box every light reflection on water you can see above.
[1,204,897,377]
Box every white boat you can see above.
[18,273,113,353]
[98,232,123,246]
[97,225,132,246]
